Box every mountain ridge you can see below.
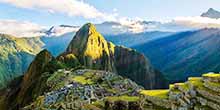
[133,28,220,83]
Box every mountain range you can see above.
[0,23,167,110]
[133,28,220,83]
[1,23,220,110]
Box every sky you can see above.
[0,0,220,27]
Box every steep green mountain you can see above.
[62,23,167,89]
[0,34,44,88]
[133,28,220,83]
[0,23,168,110]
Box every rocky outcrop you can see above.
[114,46,167,89]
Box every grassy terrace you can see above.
[188,77,220,95]
[140,90,169,99]
[205,81,220,87]
[106,95,140,102]
[179,83,190,91]
[72,76,94,85]
[171,83,190,92]
[71,71,103,85]
[202,73,220,78]
[188,77,203,87]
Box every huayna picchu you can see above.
[0,23,168,110]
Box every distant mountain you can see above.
[44,25,79,37]
[0,34,43,88]
[133,28,220,83]
[0,33,73,88]
[201,8,220,19]
[105,31,173,47]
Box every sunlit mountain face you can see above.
[0,0,220,109]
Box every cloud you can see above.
[173,16,220,28]
[0,0,116,20]
[0,19,46,37]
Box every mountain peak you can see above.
[65,22,116,70]
[66,23,109,57]
[208,8,215,11]
[201,8,220,19]
[80,23,97,35]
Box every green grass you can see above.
[140,90,169,99]
[202,73,220,78]
[175,83,190,91]
[188,77,202,81]
[188,77,203,87]
[106,96,140,102]
[72,76,94,85]
[92,101,105,108]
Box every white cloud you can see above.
[116,17,146,33]
[0,19,46,37]
[0,0,116,20]
[174,16,220,28]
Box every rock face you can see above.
[64,23,167,89]
[114,46,167,89]
[14,50,54,108]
